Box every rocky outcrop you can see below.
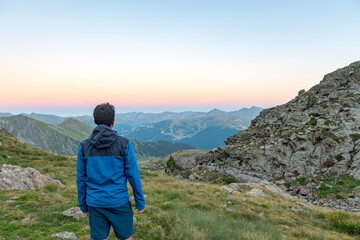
[166,61,360,187]
[0,127,14,138]
[0,164,64,190]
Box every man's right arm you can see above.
[76,143,88,212]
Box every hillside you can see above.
[164,61,360,202]
[0,115,194,160]
[1,132,360,239]
[56,118,93,142]
[132,139,195,159]
[125,115,250,149]
[0,115,79,155]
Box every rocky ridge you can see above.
[0,127,14,138]
[164,61,360,208]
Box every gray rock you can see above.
[248,188,267,198]
[291,207,311,213]
[62,207,85,219]
[294,202,310,208]
[283,225,291,229]
[298,89,306,95]
[51,232,77,239]
[315,197,360,212]
[0,164,64,190]
[299,187,312,196]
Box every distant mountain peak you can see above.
[58,117,84,125]
[208,108,226,115]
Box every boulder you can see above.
[52,232,77,239]
[291,207,311,213]
[248,188,267,198]
[0,164,64,190]
[62,207,85,219]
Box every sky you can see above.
[0,0,359,116]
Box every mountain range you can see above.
[0,107,263,150]
[124,115,251,149]
[0,115,194,160]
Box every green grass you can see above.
[327,211,360,236]
[1,134,360,240]
[316,175,360,199]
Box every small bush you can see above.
[166,155,176,171]
[350,134,360,142]
[307,117,317,126]
[309,112,320,117]
[222,175,238,184]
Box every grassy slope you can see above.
[0,115,79,155]
[56,118,93,142]
[0,134,360,240]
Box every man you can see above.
[77,103,145,240]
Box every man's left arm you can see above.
[125,140,145,212]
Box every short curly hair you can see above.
[93,103,115,127]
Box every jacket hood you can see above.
[89,124,118,149]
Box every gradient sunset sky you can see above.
[0,0,359,116]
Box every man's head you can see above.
[93,103,115,127]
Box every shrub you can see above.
[166,155,176,171]
[350,134,360,142]
[307,117,317,126]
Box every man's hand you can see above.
[83,211,89,217]
[136,209,144,214]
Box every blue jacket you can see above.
[76,124,145,212]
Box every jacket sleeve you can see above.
[76,144,88,212]
[125,140,145,210]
